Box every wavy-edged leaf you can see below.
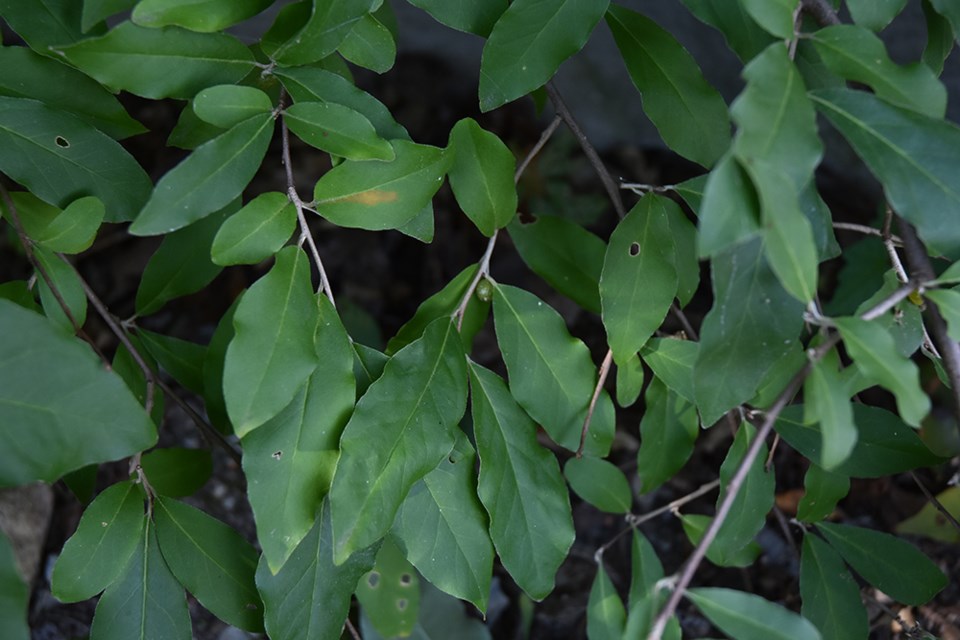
[264,0,371,66]
[313,140,448,231]
[687,587,822,640]
[51,481,145,602]
[469,362,574,601]
[54,21,255,99]
[154,498,263,632]
[800,534,869,640]
[738,0,798,39]
[407,0,506,36]
[211,192,297,266]
[193,84,273,129]
[803,347,857,470]
[816,522,947,605]
[139,448,212,498]
[447,118,517,236]
[492,284,615,456]
[810,25,946,118]
[640,337,697,404]
[606,4,730,167]
[810,87,960,258]
[680,0,773,61]
[224,246,319,437]
[637,378,698,494]
[329,318,468,563]
[285,101,394,161]
[586,563,626,640]
[0,301,157,487]
[600,194,679,363]
[132,0,272,32]
[508,214,605,314]
[0,530,29,640]
[131,113,274,235]
[564,456,632,514]
[0,97,151,223]
[834,316,929,426]
[257,502,379,640]
[775,404,947,477]
[797,464,849,523]
[478,0,609,112]
[89,521,191,640]
[394,434,493,612]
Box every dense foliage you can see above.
[0,0,958,639]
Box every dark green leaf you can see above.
[55,21,255,99]
[28,196,104,254]
[338,12,396,74]
[640,337,697,404]
[803,347,857,470]
[360,579,492,640]
[564,456,632,514]
[615,352,645,408]
[154,498,263,632]
[211,192,297,266]
[797,464,849,523]
[447,118,517,236]
[264,0,371,66]
[687,587,822,640]
[202,293,241,433]
[407,0,506,36]
[629,531,664,604]
[193,84,273,129]
[354,343,389,398]
[34,246,87,333]
[0,530,29,640]
[137,329,206,394]
[586,563,626,640]
[356,537,421,638]
[139,448,212,498]
[224,246,320,437]
[469,362,574,601]
[52,481,144,602]
[680,513,761,568]
[926,289,960,341]
[0,97,151,223]
[738,0,798,39]
[493,284,615,456]
[329,318,468,562]
[923,0,955,74]
[0,301,157,486]
[697,154,761,257]
[800,534,869,640]
[846,0,909,31]
[606,4,730,167]
[82,0,137,32]
[0,0,84,49]
[816,522,948,605]
[509,214,605,314]
[637,378,698,494]
[929,0,960,40]
[284,101,395,161]
[132,0,273,32]
[131,114,274,235]
[478,0,609,112]
[680,0,773,61]
[168,99,225,150]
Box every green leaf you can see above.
[711,423,775,562]
[636,378,699,494]
[243,293,353,573]
[284,101,395,161]
[615,352,645,408]
[312,140,449,231]
[697,154,761,257]
[0,281,38,313]
[264,0,371,66]
[29,196,104,254]
[926,289,960,341]
[897,486,960,543]
[82,0,137,32]
[202,293,240,433]
[800,534,869,640]
[586,562,626,640]
[139,448,212,498]
[275,66,409,141]
[34,246,87,333]
[810,25,946,118]
[89,521,191,640]
[929,0,960,40]
[192,84,273,129]
[564,456,632,514]
[0,97,151,223]
[131,113,274,235]
[686,587,822,640]
[606,4,730,167]
[356,537,421,638]
[211,192,297,266]
[680,0,774,61]
[168,98,225,150]
[775,405,947,477]
[257,502,379,640]
[137,329,206,394]
[111,335,164,426]
[407,0,506,36]
[816,521,948,605]
[0,301,157,487]
[478,0,609,112]
[394,434,493,611]
[360,579,493,640]
[55,21,255,99]
[508,214,606,314]
[833,316,930,427]
[600,194,680,363]
[132,0,272,32]
[640,337,697,404]
[354,342,389,398]
[447,118,517,236]
[680,513,761,568]
[0,47,144,139]
[51,481,145,602]
[329,318,468,563]
[0,530,29,640]
[922,0,954,75]
[397,203,436,243]
[224,246,320,437]
[134,203,231,315]
[468,362,574,601]
[492,284,615,456]
[738,0,798,39]
[667,201,701,306]
[810,87,960,259]
[803,347,857,470]
[846,0,909,31]
[797,464,849,523]
[694,238,804,425]
[339,12,396,74]
[154,498,263,632]
[629,531,665,604]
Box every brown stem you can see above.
[577,348,613,457]
[909,471,960,535]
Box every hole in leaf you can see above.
[399,573,412,586]
[367,572,380,589]
[629,242,641,257]
[396,598,408,611]
[448,454,457,464]
[55,136,70,148]
[272,450,282,460]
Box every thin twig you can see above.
[154,377,243,466]
[577,348,613,457]
[670,304,699,341]
[344,618,362,640]
[545,82,627,220]
[832,221,903,245]
[909,471,960,535]
[515,115,562,180]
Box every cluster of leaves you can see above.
[0,0,958,639]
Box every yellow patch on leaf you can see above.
[342,190,398,205]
